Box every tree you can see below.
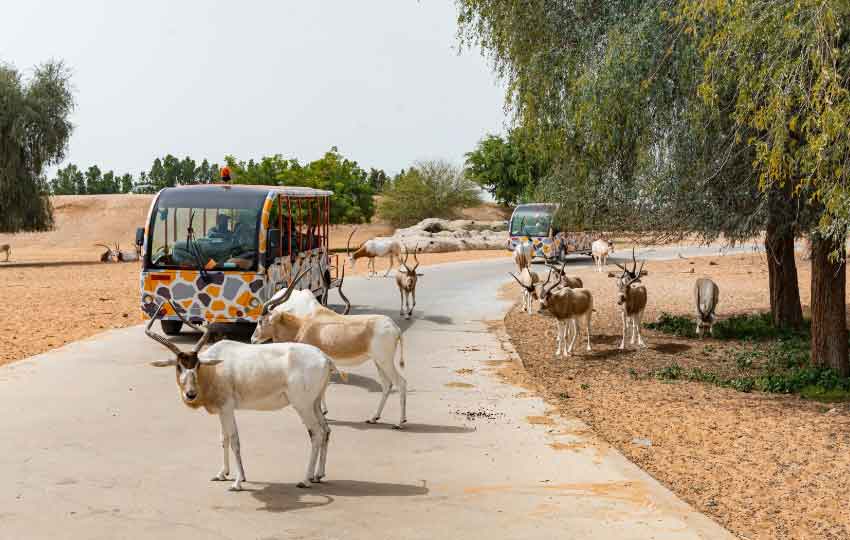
[84,165,103,194]
[226,148,376,224]
[456,0,806,330]
[677,0,850,372]
[378,160,481,227]
[50,164,82,195]
[464,128,549,206]
[119,173,133,193]
[367,168,389,192]
[0,60,74,232]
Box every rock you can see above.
[631,437,652,448]
[390,217,509,253]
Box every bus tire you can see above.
[161,320,183,336]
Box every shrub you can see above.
[378,160,481,227]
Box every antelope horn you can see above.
[631,247,638,275]
[401,244,409,267]
[95,243,111,251]
[144,303,183,356]
[412,243,420,272]
[509,272,533,291]
[346,227,358,254]
[261,266,311,315]
[167,300,212,352]
[338,265,351,315]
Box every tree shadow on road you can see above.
[251,479,429,513]
[327,419,475,434]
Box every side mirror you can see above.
[135,227,144,247]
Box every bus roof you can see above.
[165,184,334,198]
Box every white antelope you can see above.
[346,228,401,277]
[95,243,117,262]
[252,270,408,428]
[694,277,720,337]
[115,242,140,262]
[536,271,593,357]
[146,300,333,491]
[591,238,614,272]
[509,267,541,314]
[513,242,532,272]
[396,245,420,320]
[614,253,648,349]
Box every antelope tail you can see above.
[398,333,405,369]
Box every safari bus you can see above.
[136,183,343,335]
[507,203,593,262]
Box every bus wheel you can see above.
[160,320,183,336]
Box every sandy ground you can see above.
[502,253,850,540]
[0,194,509,263]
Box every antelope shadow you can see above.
[251,479,429,513]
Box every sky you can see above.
[1,1,508,177]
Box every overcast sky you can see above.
[1,1,507,176]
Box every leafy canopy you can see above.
[464,128,550,206]
[0,61,74,232]
[378,160,481,227]
[225,147,376,224]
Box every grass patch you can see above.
[646,312,809,341]
[648,334,850,401]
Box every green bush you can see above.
[646,312,808,341]
[378,160,481,227]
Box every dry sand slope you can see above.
[0,194,509,263]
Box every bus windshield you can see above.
[149,190,265,271]
[511,207,554,237]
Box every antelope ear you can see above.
[150,359,177,367]
[199,358,223,366]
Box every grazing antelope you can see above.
[536,271,593,357]
[396,245,420,320]
[614,252,648,349]
[346,228,401,277]
[591,238,614,272]
[115,242,140,262]
[95,243,117,262]
[509,267,541,314]
[694,277,720,337]
[0,244,10,262]
[146,299,334,491]
[252,269,408,428]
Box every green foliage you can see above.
[378,160,481,227]
[677,1,850,245]
[647,312,807,341]
[225,147,375,224]
[0,60,74,232]
[464,128,550,206]
[648,334,850,400]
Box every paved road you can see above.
[0,246,740,539]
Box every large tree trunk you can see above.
[764,187,803,329]
[810,234,849,376]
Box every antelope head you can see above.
[146,301,220,406]
[345,228,364,269]
[615,249,645,305]
[251,267,310,344]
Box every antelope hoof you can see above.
[310,475,324,483]
[392,423,404,430]
[228,482,242,492]
[297,481,311,489]
[211,472,229,481]
[366,417,380,424]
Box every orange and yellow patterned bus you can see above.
[136,184,343,335]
